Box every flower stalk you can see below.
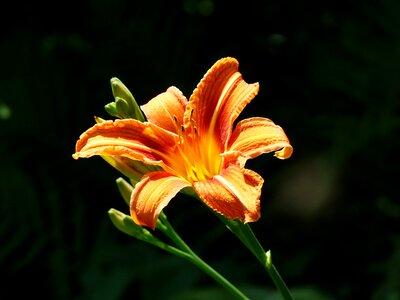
[216,214,294,300]
[111,178,249,299]
[157,212,249,300]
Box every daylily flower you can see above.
[73,57,293,229]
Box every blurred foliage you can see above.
[1,0,399,299]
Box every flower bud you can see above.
[115,177,133,205]
[108,208,165,246]
[106,77,145,121]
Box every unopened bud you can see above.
[107,77,146,121]
[108,208,165,246]
[116,177,133,205]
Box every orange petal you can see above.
[228,117,293,161]
[130,171,190,229]
[186,57,259,148]
[73,119,179,169]
[193,165,263,223]
[141,86,188,134]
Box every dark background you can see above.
[1,0,399,299]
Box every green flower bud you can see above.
[116,177,133,206]
[108,208,165,247]
[106,77,146,121]
[104,101,118,117]
[115,97,130,118]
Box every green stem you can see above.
[216,215,294,300]
[151,238,194,261]
[158,212,249,300]
[266,250,294,300]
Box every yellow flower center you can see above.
[172,113,222,183]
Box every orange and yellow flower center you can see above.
[171,113,222,183]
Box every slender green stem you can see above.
[266,251,294,300]
[216,215,294,300]
[158,213,249,300]
[151,238,194,261]
[185,253,249,300]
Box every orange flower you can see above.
[73,57,293,229]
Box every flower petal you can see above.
[141,86,188,134]
[130,171,190,229]
[186,57,259,148]
[228,117,293,161]
[193,165,263,223]
[73,119,179,169]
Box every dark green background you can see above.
[1,0,399,299]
